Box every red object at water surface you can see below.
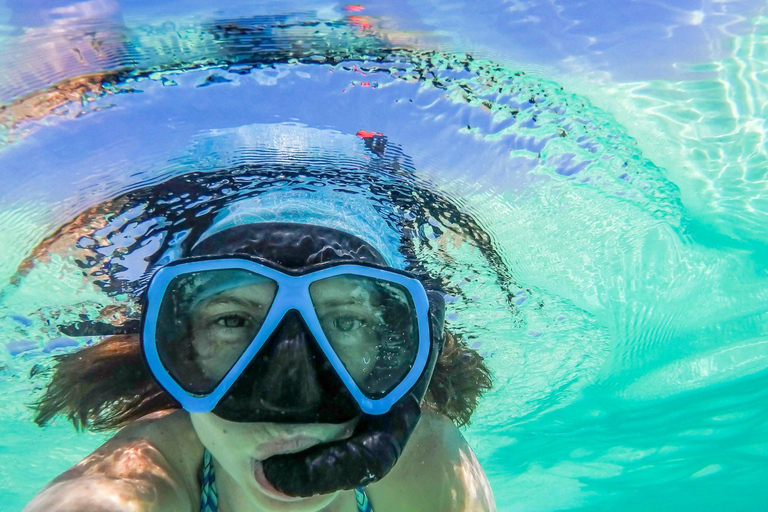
[356,130,383,138]
[348,15,372,30]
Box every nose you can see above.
[256,309,323,413]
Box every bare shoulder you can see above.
[23,410,202,512]
[368,411,497,512]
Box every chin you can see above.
[244,465,340,512]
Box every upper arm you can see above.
[23,414,198,512]
[370,412,497,512]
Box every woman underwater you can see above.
[24,217,497,512]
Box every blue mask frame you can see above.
[141,256,434,416]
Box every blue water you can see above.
[2,1,768,511]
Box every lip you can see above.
[254,435,327,461]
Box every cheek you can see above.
[337,345,378,378]
[190,413,253,477]
[189,413,226,452]
[190,333,244,379]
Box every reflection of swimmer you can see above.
[25,222,496,511]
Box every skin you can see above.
[23,409,497,512]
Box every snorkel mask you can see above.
[140,221,446,496]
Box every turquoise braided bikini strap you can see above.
[200,449,218,512]
[354,487,373,512]
[200,449,373,512]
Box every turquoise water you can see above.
[1,1,768,510]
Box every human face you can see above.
[190,412,358,511]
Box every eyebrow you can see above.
[198,295,269,309]
[315,298,369,308]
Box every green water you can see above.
[1,6,767,512]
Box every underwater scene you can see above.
[2,0,768,510]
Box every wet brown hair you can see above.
[34,329,491,431]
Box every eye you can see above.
[333,316,365,332]
[214,314,250,328]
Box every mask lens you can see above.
[309,275,420,399]
[155,269,278,395]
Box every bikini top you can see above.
[200,449,374,512]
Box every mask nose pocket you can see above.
[256,310,323,412]
[212,307,361,422]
